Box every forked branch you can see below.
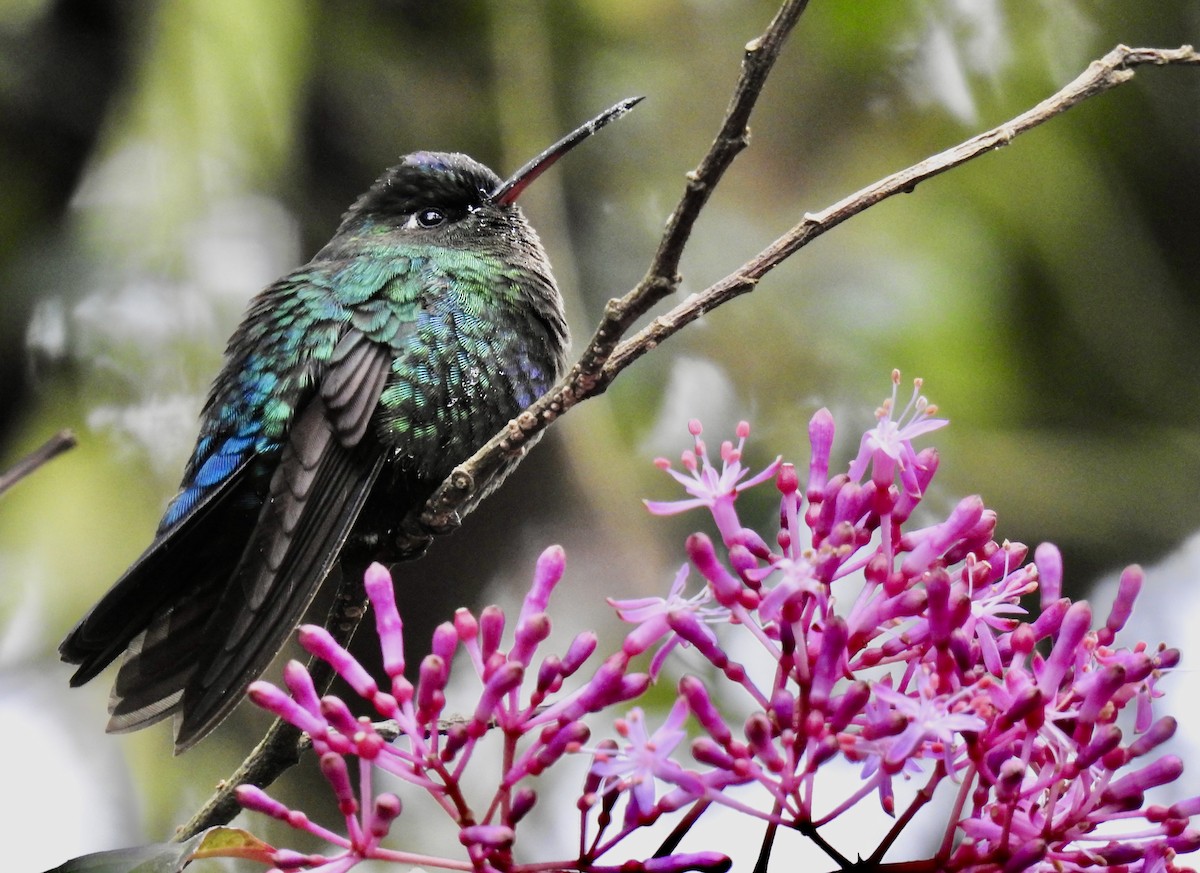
[418,42,1199,532]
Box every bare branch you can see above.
[0,429,76,497]
[603,43,1200,379]
[418,43,1198,532]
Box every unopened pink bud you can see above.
[247,681,326,737]
[369,793,401,837]
[1077,724,1124,769]
[562,631,598,676]
[459,824,515,849]
[480,605,505,662]
[416,654,448,721]
[454,608,479,643]
[523,545,566,617]
[644,852,732,873]
[744,713,783,771]
[298,625,377,699]
[512,612,550,667]
[1104,756,1184,805]
[1039,600,1091,695]
[900,495,984,578]
[471,662,523,736]
[236,784,292,821]
[319,752,357,816]
[1078,663,1127,724]
[364,562,405,679]
[509,787,537,824]
[1128,717,1177,758]
[687,533,742,606]
[431,621,458,665]
[681,675,732,746]
[283,660,321,715]
[318,696,361,745]
[1034,543,1063,606]
[1102,565,1143,644]
[807,409,835,497]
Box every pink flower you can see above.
[847,370,947,498]
[645,420,780,543]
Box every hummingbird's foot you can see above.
[392,509,461,561]
[418,507,462,536]
[392,529,433,561]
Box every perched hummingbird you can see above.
[60,98,640,753]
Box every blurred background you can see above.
[0,0,1197,869]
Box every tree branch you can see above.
[0,429,75,497]
[418,42,1198,532]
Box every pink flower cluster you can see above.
[238,548,687,872]
[239,372,1198,873]
[602,372,1197,871]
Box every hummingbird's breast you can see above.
[374,257,567,485]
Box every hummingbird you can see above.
[60,97,641,753]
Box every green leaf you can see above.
[44,827,274,873]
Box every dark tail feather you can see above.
[59,459,255,713]
[104,570,229,731]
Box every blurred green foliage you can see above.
[0,0,1196,865]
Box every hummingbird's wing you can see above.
[167,329,395,751]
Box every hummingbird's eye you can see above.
[409,207,446,229]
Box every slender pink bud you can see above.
[680,675,732,746]
[512,611,551,667]
[247,681,326,737]
[236,784,294,821]
[480,605,505,662]
[644,852,732,873]
[364,562,405,679]
[319,752,357,816]
[369,793,401,837]
[431,621,458,666]
[1101,564,1143,645]
[521,545,566,621]
[471,662,523,736]
[1034,542,1063,606]
[1039,600,1091,695]
[298,625,377,699]
[416,654,448,722]
[807,409,835,497]
[459,824,515,849]
[454,607,479,643]
[1128,717,1177,758]
[283,660,321,715]
[561,631,598,676]
[509,787,537,824]
[688,533,743,606]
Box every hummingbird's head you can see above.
[341,152,516,246]
[334,150,567,282]
[334,97,643,258]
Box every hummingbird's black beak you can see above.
[490,96,644,207]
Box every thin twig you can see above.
[0,429,76,497]
[601,43,1200,382]
[418,41,1198,533]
